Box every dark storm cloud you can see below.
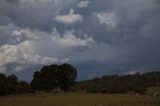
[0,0,76,31]
[6,0,20,3]
[72,0,160,44]
[0,0,160,81]
[71,0,160,79]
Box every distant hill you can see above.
[74,71,160,94]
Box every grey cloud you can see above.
[6,0,19,3]
[0,24,94,77]
[0,0,160,81]
[77,0,90,8]
[0,0,77,31]
[54,9,83,24]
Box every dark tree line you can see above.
[0,63,77,95]
[0,74,31,95]
[74,72,160,94]
[0,63,160,96]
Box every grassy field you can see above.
[0,93,160,106]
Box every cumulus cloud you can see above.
[12,30,23,36]
[54,9,83,24]
[51,30,94,47]
[0,24,39,46]
[96,12,117,28]
[0,41,69,73]
[0,24,94,74]
[77,0,90,8]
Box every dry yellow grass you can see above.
[0,93,159,106]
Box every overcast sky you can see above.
[0,0,160,81]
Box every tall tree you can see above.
[8,74,18,86]
[31,71,40,90]
[0,73,8,95]
[58,64,77,90]
[31,64,77,91]
[7,74,19,93]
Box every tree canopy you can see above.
[0,74,31,96]
[31,63,77,91]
